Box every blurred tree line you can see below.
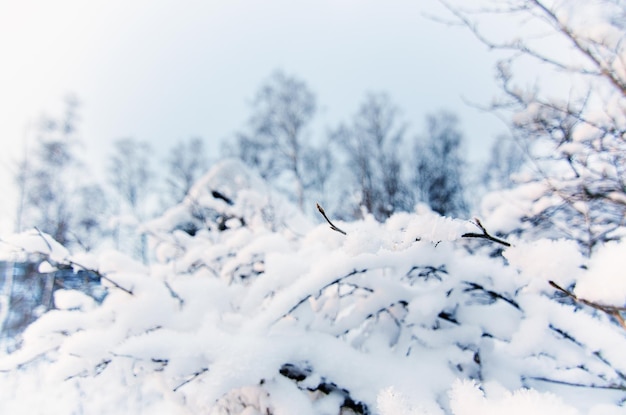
[11,73,521,259]
[225,71,475,221]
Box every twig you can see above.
[528,375,626,391]
[549,281,626,330]
[0,233,134,296]
[464,281,521,310]
[173,367,209,392]
[316,203,347,235]
[275,268,368,323]
[164,281,184,307]
[67,259,134,296]
[462,218,511,247]
[34,227,53,252]
[35,228,134,295]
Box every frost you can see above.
[448,379,580,415]
[377,386,437,415]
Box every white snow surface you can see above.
[575,240,626,305]
[1,160,625,414]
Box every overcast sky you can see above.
[0,0,508,235]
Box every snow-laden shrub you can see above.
[1,159,624,414]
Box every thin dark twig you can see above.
[0,234,134,296]
[528,376,626,391]
[462,218,512,247]
[549,280,626,330]
[316,203,347,235]
[34,227,53,252]
[173,367,209,392]
[275,268,368,323]
[464,281,521,310]
[67,259,134,296]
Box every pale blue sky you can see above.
[0,0,507,234]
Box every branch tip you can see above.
[462,218,511,247]
[316,203,347,235]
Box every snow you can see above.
[1,160,625,414]
[448,379,580,415]
[54,289,97,311]
[575,240,626,305]
[503,238,584,289]
[0,229,70,263]
[378,386,437,415]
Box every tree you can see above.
[413,111,468,217]
[441,0,626,254]
[333,93,411,221]
[108,138,153,261]
[301,142,335,211]
[228,71,317,211]
[481,134,526,191]
[14,95,106,249]
[163,137,209,205]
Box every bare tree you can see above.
[333,93,411,221]
[228,71,317,211]
[441,0,626,253]
[14,95,106,249]
[302,142,335,210]
[413,111,468,217]
[108,138,153,261]
[482,134,526,191]
[164,137,209,204]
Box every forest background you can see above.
[0,0,511,240]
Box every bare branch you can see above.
[549,280,626,330]
[462,218,512,247]
[66,259,134,296]
[529,375,626,391]
[275,268,368,323]
[173,367,209,392]
[316,203,347,235]
[34,227,53,252]
[0,235,134,296]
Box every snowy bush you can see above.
[1,159,625,414]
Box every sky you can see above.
[0,0,508,235]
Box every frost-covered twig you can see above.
[463,281,520,310]
[528,376,626,391]
[173,367,209,392]
[276,268,368,323]
[549,281,626,330]
[316,203,347,235]
[164,281,184,307]
[32,230,134,296]
[549,324,626,383]
[0,234,134,296]
[34,227,53,252]
[66,259,134,296]
[462,218,511,247]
